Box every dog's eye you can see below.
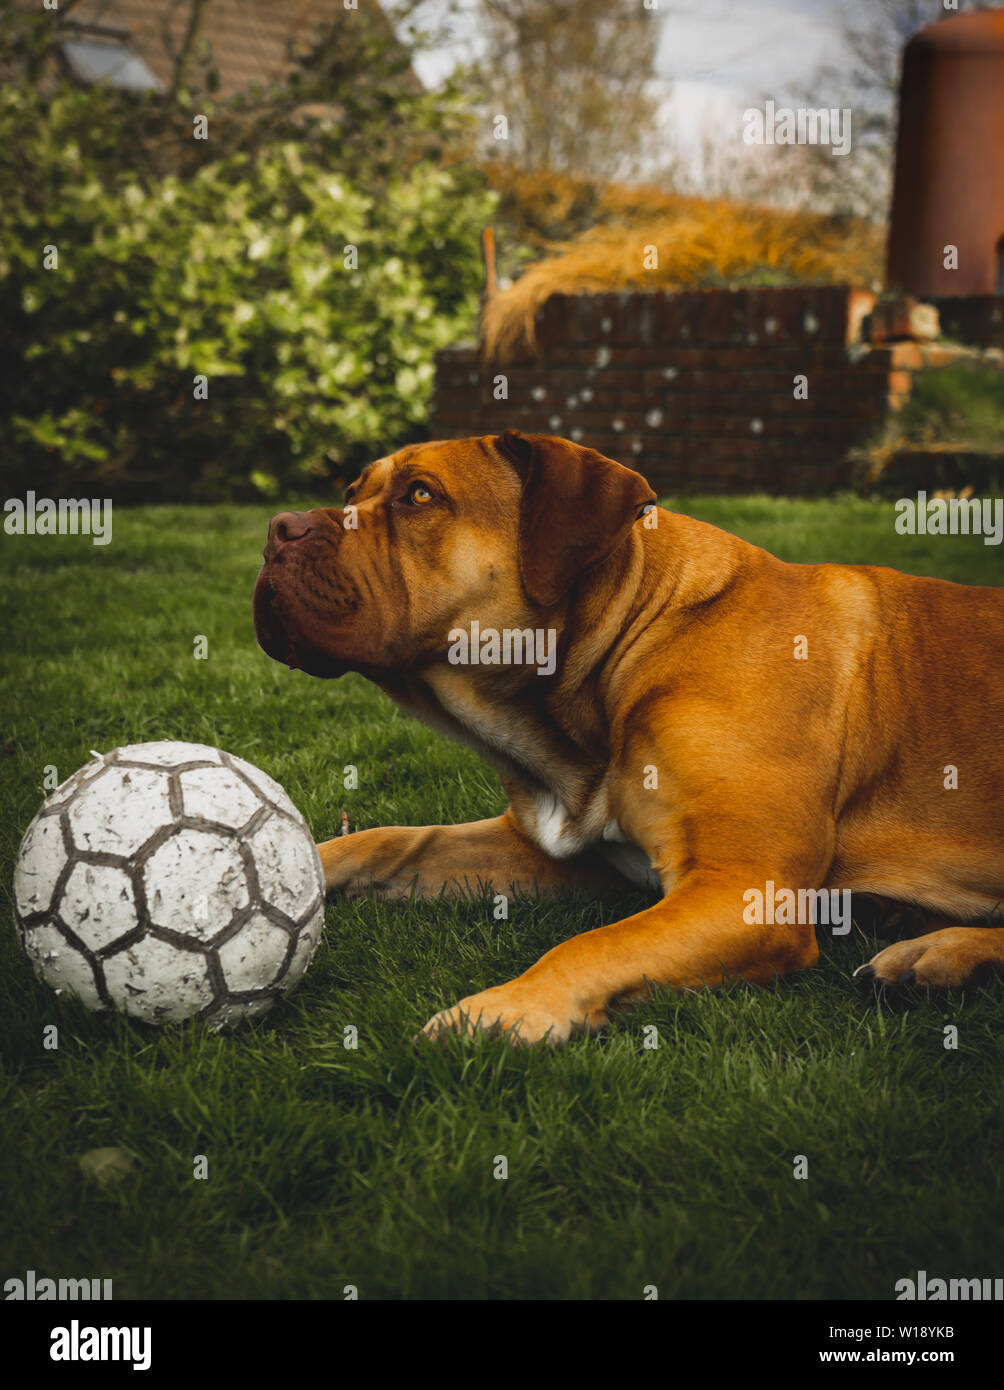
[406,482,434,505]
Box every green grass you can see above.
[2,494,1002,1300]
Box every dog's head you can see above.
[253,431,656,678]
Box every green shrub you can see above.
[0,10,492,502]
[852,362,1004,495]
[894,362,1004,451]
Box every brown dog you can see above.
[253,431,1004,1043]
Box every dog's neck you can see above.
[371,511,755,843]
[370,525,644,800]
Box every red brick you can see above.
[919,344,979,368]
[533,297,575,351]
[663,292,708,342]
[867,297,939,344]
[853,347,897,373]
[572,432,626,457]
[753,292,800,345]
[710,348,770,368]
[888,343,925,370]
[699,291,746,345]
[808,369,888,393]
[646,371,690,393]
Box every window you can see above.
[58,37,162,94]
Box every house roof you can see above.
[55,0,411,100]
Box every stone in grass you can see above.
[79,1147,136,1189]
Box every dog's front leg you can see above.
[318,809,628,900]
[419,866,822,1044]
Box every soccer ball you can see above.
[12,742,326,1030]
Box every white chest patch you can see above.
[527,785,611,860]
[531,790,571,858]
[526,800,662,893]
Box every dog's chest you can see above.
[406,672,659,887]
[526,785,608,859]
[527,790,660,890]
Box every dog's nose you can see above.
[264,510,311,560]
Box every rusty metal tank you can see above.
[886,8,1004,297]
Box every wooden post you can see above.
[481,226,498,305]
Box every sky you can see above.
[403,0,908,177]
[649,0,856,176]
[408,0,850,92]
[653,0,845,94]
[652,2,847,113]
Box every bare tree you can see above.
[793,0,995,221]
[474,0,660,182]
[657,111,789,206]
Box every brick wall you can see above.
[430,286,987,494]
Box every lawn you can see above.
[2,493,1002,1300]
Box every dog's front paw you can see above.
[854,926,1004,989]
[416,983,603,1046]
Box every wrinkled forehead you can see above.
[347,438,513,503]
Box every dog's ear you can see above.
[494,431,657,606]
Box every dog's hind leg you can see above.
[854,924,1004,987]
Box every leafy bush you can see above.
[852,363,1004,495]
[0,7,492,501]
[890,361,1004,452]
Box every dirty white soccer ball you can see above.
[12,742,326,1030]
